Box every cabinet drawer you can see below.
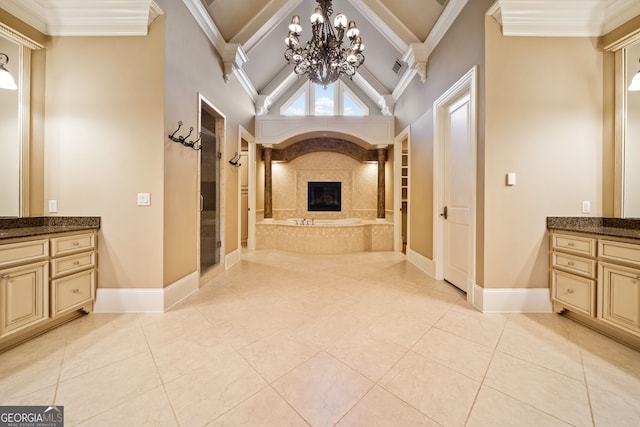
[50,233,95,257]
[51,251,96,278]
[51,269,95,316]
[599,240,640,268]
[552,270,595,317]
[552,252,596,278]
[552,233,596,257]
[0,240,48,268]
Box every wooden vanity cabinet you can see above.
[0,230,97,351]
[550,231,640,346]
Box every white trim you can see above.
[181,0,226,55]
[94,272,199,313]
[433,66,477,306]
[473,284,552,313]
[424,0,469,55]
[347,0,417,53]
[234,0,303,53]
[239,126,256,251]
[393,126,410,253]
[406,248,435,277]
[225,248,241,269]
[164,271,199,310]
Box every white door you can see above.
[443,94,471,292]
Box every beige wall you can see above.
[394,0,492,265]
[271,152,379,220]
[484,18,606,288]
[159,0,255,285]
[43,20,165,289]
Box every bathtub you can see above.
[286,218,362,225]
[256,218,393,254]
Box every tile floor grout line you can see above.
[579,347,597,427]
[140,320,182,427]
[462,310,509,426]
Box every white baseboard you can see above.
[225,248,241,269]
[474,284,552,313]
[406,248,435,277]
[94,271,199,313]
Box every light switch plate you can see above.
[506,172,516,186]
[48,200,58,213]
[582,200,591,214]
[137,193,151,206]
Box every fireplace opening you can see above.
[308,181,341,212]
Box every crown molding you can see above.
[1,0,163,36]
[424,0,468,54]
[348,0,417,53]
[493,0,640,37]
[232,0,302,54]
[351,66,393,116]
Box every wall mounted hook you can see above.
[168,121,201,151]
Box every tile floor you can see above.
[1,250,640,426]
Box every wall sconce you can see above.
[168,121,201,150]
[0,53,17,90]
[228,152,241,167]
[629,58,640,92]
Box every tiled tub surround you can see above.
[547,217,640,350]
[256,220,393,254]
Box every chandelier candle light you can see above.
[285,0,365,88]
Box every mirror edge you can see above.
[0,22,43,217]
[604,22,640,218]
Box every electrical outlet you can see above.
[582,200,591,214]
[48,200,58,213]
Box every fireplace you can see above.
[308,181,341,212]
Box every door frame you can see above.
[433,66,477,306]
[239,126,256,251]
[197,93,226,281]
[393,126,411,253]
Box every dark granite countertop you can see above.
[547,217,640,240]
[0,217,100,240]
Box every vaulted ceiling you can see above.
[2,0,640,116]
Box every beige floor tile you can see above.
[484,352,592,426]
[238,330,321,382]
[366,310,434,348]
[163,352,267,426]
[337,385,440,426]
[75,386,178,427]
[150,325,237,383]
[412,327,493,381]
[54,352,162,426]
[60,322,149,381]
[0,332,66,401]
[497,315,583,380]
[434,308,507,349]
[588,383,640,427]
[379,351,480,426]
[273,352,373,427]
[208,386,308,426]
[325,327,408,382]
[0,385,56,406]
[467,386,571,426]
[140,304,212,348]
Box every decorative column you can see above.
[263,146,273,220]
[377,147,386,220]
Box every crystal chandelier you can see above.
[284,0,365,88]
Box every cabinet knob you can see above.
[73,261,80,265]
[567,262,575,266]
[566,289,574,294]
[72,242,80,246]
[1,274,9,279]
[72,288,80,293]
[567,242,575,247]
